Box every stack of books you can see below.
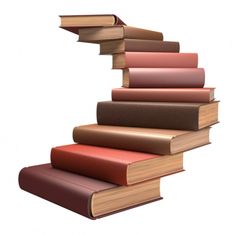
[19,14,219,219]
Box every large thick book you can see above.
[112,88,215,103]
[100,39,179,54]
[19,164,161,219]
[123,68,205,88]
[97,101,218,130]
[79,26,163,43]
[113,52,198,69]
[60,14,125,34]
[51,144,183,186]
[73,124,210,155]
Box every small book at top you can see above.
[60,14,125,34]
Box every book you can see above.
[97,101,219,130]
[19,164,161,219]
[100,39,180,54]
[112,88,215,103]
[113,52,198,69]
[73,124,210,155]
[79,26,163,43]
[51,144,183,186]
[60,14,125,34]
[123,68,205,88]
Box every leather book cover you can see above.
[60,14,126,35]
[123,68,205,88]
[113,52,198,69]
[73,124,210,155]
[97,101,218,130]
[19,164,161,219]
[51,144,181,186]
[112,88,214,103]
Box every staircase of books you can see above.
[19,14,219,219]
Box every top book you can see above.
[60,14,125,34]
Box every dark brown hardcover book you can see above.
[100,39,179,54]
[60,14,125,34]
[51,144,183,186]
[79,26,163,43]
[97,101,219,130]
[112,88,215,103]
[19,164,161,219]
[73,124,210,155]
[123,68,205,88]
[113,52,198,69]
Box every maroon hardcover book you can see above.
[123,68,205,88]
[97,101,219,130]
[19,164,162,219]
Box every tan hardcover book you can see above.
[79,26,163,43]
[100,39,179,54]
[60,14,125,34]
[73,124,210,155]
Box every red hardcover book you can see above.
[113,52,198,69]
[112,88,215,103]
[123,68,205,88]
[51,144,183,185]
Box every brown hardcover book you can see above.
[73,124,210,155]
[100,39,179,54]
[79,26,163,43]
[60,14,125,34]
[19,164,161,219]
[113,52,198,69]
[51,144,183,186]
[97,101,219,130]
[112,88,215,103]
[123,68,205,88]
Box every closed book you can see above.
[113,52,198,69]
[100,39,180,54]
[97,101,219,130]
[51,144,183,186]
[79,26,163,43]
[19,164,161,219]
[123,68,205,88]
[73,124,210,155]
[60,14,125,34]
[112,88,215,103]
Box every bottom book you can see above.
[19,164,162,219]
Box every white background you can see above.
[1,0,235,235]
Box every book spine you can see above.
[18,165,94,219]
[51,148,128,185]
[73,126,171,155]
[97,101,199,130]
[113,15,126,25]
[124,68,205,88]
[113,52,198,69]
[112,88,213,103]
